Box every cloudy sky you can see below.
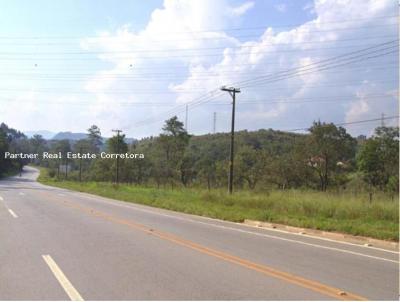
[0,0,398,138]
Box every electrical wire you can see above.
[285,116,399,132]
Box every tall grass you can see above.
[38,169,399,241]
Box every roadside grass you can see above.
[37,168,399,241]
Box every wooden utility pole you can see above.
[112,129,123,184]
[65,155,68,180]
[79,146,83,182]
[220,86,240,194]
[57,157,60,179]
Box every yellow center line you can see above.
[38,190,367,301]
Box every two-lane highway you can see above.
[0,166,398,300]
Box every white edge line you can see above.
[233,220,399,254]
[67,191,399,264]
[42,254,84,301]
[124,206,400,264]
[8,208,18,218]
[0,196,18,218]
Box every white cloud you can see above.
[345,85,399,135]
[229,1,255,17]
[77,0,248,136]
[170,0,397,135]
[2,0,397,138]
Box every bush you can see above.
[48,169,56,178]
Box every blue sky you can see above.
[0,0,160,36]
[0,0,397,138]
[0,0,312,36]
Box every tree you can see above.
[0,128,10,176]
[179,146,198,187]
[106,134,128,183]
[306,121,356,191]
[0,123,29,175]
[158,116,190,187]
[73,139,93,181]
[357,126,399,192]
[87,125,103,153]
[127,143,152,185]
[195,144,218,189]
[107,134,128,153]
[235,146,267,190]
[30,135,47,165]
[44,139,71,179]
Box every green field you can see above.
[37,168,399,241]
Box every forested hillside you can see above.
[0,123,28,177]
[2,118,398,197]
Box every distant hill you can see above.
[24,130,55,139]
[52,132,87,141]
[52,131,137,145]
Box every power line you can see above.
[234,41,398,88]
[0,60,396,80]
[4,57,396,73]
[0,52,389,107]
[241,51,398,89]
[0,41,394,132]
[0,15,395,41]
[285,115,399,132]
[228,93,397,105]
[1,26,396,48]
[130,41,397,127]
[0,92,395,106]
[192,43,398,110]
[0,64,396,94]
[0,25,396,47]
[132,91,224,127]
[0,41,397,61]
[238,48,398,89]
[0,35,396,56]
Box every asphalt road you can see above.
[0,166,398,300]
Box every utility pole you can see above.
[65,153,68,180]
[185,104,188,132]
[213,112,216,134]
[220,86,240,194]
[57,157,60,179]
[112,129,123,185]
[381,113,385,127]
[79,146,83,182]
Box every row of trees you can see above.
[1,118,398,195]
[0,123,27,176]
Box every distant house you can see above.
[307,156,325,168]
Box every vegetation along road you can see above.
[0,119,398,299]
[0,167,398,300]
